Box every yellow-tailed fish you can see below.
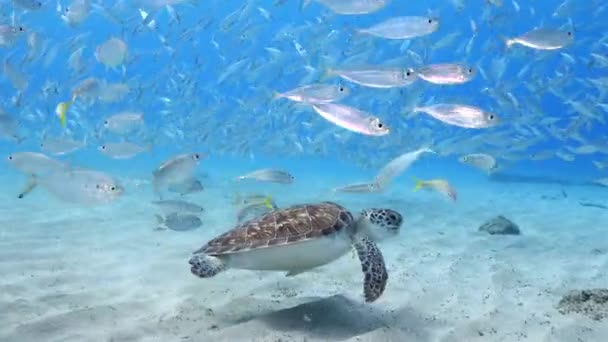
[55,99,73,128]
[263,196,273,209]
[413,177,457,202]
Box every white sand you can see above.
[1,171,607,342]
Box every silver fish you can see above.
[236,200,278,223]
[98,142,148,159]
[152,199,204,214]
[273,84,349,104]
[12,0,43,10]
[305,0,389,15]
[23,169,123,205]
[0,25,24,47]
[168,178,204,196]
[40,136,85,156]
[104,112,144,135]
[0,111,23,143]
[312,103,389,136]
[333,182,382,193]
[326,67,417,88]
[505,28,573,50]
[153,153,202,198]
[416,63,476,85]
[357,16,439,40]
[413,104,499,128]
[156,212,202,231]
[237,168,294,184]
[459,153,498,173]
[7,152,67,177]
[375,148,435,189]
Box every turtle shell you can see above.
[195,202,354,255]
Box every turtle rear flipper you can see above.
[354,236,387,302]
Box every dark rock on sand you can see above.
[478,215,520,235]
[557,289,608,321]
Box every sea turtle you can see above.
[188,202,403,302]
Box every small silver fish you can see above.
[98,142,148,159]
[413,104,499,128]
[326,67,417,88]
[237,168,294,184]
[155,212,202,231]
[0,25,25,47]
[236,199,278,223]
[333,182,382,193]
[312,103,389,136]
[12,0,43,10]
[416,63,476,85]
[375,148,435,189]
[7,152,68,177]
[505,28,573,50]
[357,16,439,40]
[153,153,203,198]
[104,112,144,135]
[273,84,349,104]
[459,153,498,173]
[152,199,204,214]
[23,169,123,205]
[168,178,204,196]
[40,136,85,156]
[0,111,23,143]
[304,0,389,15]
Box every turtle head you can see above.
[357,208,403,242]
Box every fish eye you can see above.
[377,122,383,128]
[8,156,12,160]
[111,186,116,191]
[468,68,473,73]
[103,120,108,125]
[193,153,200,159]
[567,31,572,36]
[489,114,495,120]
[406,70,411,76]
[428,19,433,24]
[18,27,24,31]
[339,86,344,92]
[101,145,106,150]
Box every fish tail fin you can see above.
[59,111,67,128]
[154,214,164,225]
[18,176,38,199]
[412,177,424,192]
[271,91,283,100]
[504,37,515,48]
[263,195,273,209]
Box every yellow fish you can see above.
[55,100,72,128]
[413,177,457,202]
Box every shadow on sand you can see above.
[218,294,435,340]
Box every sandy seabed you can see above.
[1,173,607,342]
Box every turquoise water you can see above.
[1,1,608,341]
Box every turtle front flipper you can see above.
[189,254,226,278]
[353,236,388,302]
